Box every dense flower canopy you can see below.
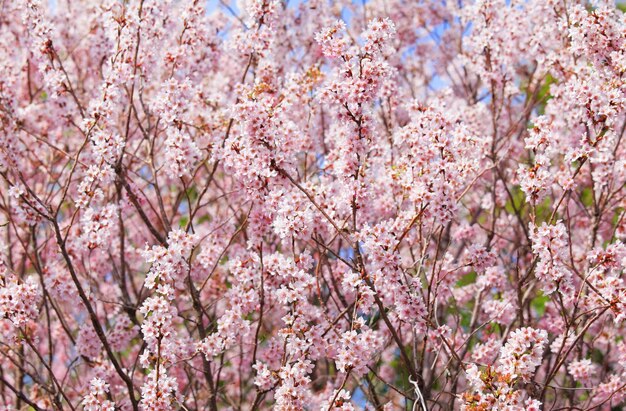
[1,0,626,409]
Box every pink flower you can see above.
[568,359,597,385]
[499,327,548,382]
[0,272,39,327]
[83,378,115,411]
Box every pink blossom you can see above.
[1,1,625,409]
[83,378,116,411]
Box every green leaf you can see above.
[179,216,189,228]
[612,207,624,226]
[535,196,553,224]
[457,271,477,287]
[535,73,556,115]
[198,214,212,224]
[186,186,199,203]
[590,348,604,363]
[580,187,594,208]
[487,323,502,336]
[531,293,550,317]
[504,185,526,215]
[460,310,472,329]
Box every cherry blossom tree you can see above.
[1,0,626,409]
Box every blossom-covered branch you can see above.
[1,0,626,410]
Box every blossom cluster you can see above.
[1,0,626,410]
